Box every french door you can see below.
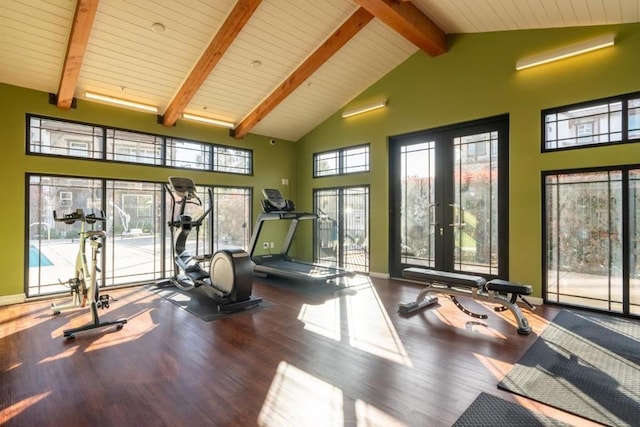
[389,116,509,278]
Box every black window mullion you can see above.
[621,168,630,315]
[622,99,629,141]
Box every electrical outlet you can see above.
[263,242,269,249]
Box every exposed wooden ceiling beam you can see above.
[232,7,374,139]
[353,0,446,56]
[162,0,261,127]
[56,0,99,109]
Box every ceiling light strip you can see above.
[515,34,615,71]
[182,113,235,129]
[85,92,158,113]
[342,99,388,118]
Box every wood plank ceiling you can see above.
[1,0,639,141]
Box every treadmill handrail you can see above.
[258,211,317,221]
[248,193,354,282]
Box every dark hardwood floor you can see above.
[0,276,600,426]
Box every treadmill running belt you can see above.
[256,259,346,280]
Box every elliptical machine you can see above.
[164,177,261,313]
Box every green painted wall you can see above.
[296,23,640,296]
[3,22,640,300]
[0,83,296,298]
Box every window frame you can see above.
[26,173,253,297]
[542,164,640,316]
[542,91,640,152]
[313,143,370,178]
[26,114,253,175]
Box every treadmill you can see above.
[248,188,354,282]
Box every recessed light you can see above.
[251,60,262,69]
[151,22,165,33]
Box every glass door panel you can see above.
[452,131,499,275]
[400,142,437,268]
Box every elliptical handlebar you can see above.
[53,209,106,225]
[179,193,203,207]
[166,178,212,228]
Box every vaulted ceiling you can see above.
[1,0,639,141]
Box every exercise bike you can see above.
[164,177,262,313]
[51,209,127,339]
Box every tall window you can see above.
[212,187,252,250]
[544,168,639,316]
[314,187,369,273]
[105,180,164,286]
[27,175,252,297]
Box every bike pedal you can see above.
[98,295,110,309]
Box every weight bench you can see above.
[399,268,535,335]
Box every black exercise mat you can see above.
[498,310,640,427]
[148,284,272,322]
[453,392,570,426]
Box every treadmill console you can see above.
[262,188,295,212]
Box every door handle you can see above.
[428,203,439,227]
[448,203,466,228]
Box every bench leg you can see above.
[489,292,531,335]
[399,284,532,335]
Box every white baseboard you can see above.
[368,271,390,279]
[526,296,543,305]
[0,293,25,306]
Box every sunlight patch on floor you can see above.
[474,352,514,381]
[346,284,412,367]
[258,361,344,426]
[48,307,155,349]
[258,361,408,427]
[2,362,22,373]
[38,345,79,363]
[0,391,50,424]
[298,297,341,341]
[0,308,53,339]
[298,280,412,367]
[355,399,407,427]
[83,308,157,351]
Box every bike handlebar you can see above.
[53,209,107,224]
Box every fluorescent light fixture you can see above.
[342,99,388,118]
[516,34,615,71]
[182,113,235,129]
[84,92,158,113]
